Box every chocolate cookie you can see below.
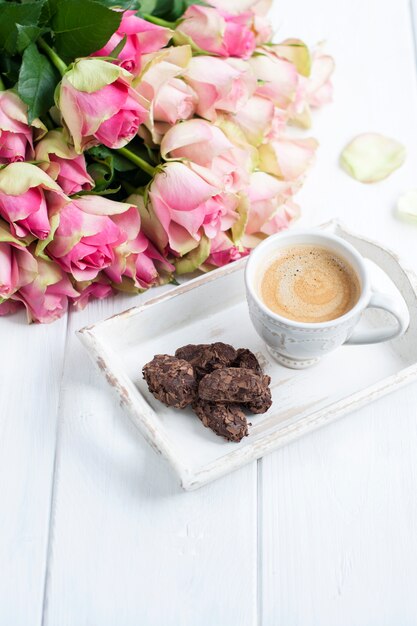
[198,367,269,403]
[175,342,237,379]
[142,354,197,409]
[246,385,272,414]
[233,348,263,374]
[192,398,248,442]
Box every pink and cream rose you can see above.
[106,205,174,289]
[0,222,77,323]
[136,46,197,144]
[249,50,299,110]
[15,256,78,323]
[0,223,38,300]
[35,129,94,196]
[160,118,253,191]
[183,56,256,121]
[206,231,250,267]
[142,162,221,255]
[92,10,171,75]
[258,136,318,181]
[0,162,68,240]
[0,91,45,164]
[46,195,132,281]
[72,279,114,310]
[56,59,148,153]
[245,171,295,235]
[175,5,256,59]
[307,50,335,108]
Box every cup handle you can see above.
[345,292,409,345]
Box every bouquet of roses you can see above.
[0,0,333,323]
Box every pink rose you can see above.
[260,200,300,236]
[0,91,45,164]
[106,206,174,289]
[183,56,256,121]
[92,10,172,75]
[72,279,114,311]
[161,118,233,164]
[0,299,21,316]
[35,129,94,196]
[231,95,275,145]
[57,59,148,153]
[15,256,78,323]
[136,45,197,145]
[0,224,38,300]
[176,5,256,59]
[249,52,298,109]
[0,223,77,323]
[0,162,68,240]
[258,137,318,181]
[252,14,272,44]
[152,78,197,125]
[160,119,252,191]
[307,51,334,108]
[144,162,220,255]
[245,171,294,234]
[201,194,240,238]
[46,195,132,281]
[207,231,250,267]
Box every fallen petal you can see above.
[340,133,406,183]
[397,190,417,220]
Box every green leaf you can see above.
[0,54,21,86]
[88,145,137,172]
[138,0,207,21]
[0,2,44,55]
[16,24,45,53]
[18,43,59,123]
[87,159,114,191]
[51,0,122,62]
[95,0,140,8]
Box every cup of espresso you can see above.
[245,230,409,369]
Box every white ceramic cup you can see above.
[245,229,409,369]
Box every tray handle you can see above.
[333,221,417,361]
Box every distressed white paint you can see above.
[1,0,417,624]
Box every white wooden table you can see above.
[2,1,417,624]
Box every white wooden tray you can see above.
[77,221,417,490]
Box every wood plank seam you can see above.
[257,458,263,626]
[40,314,71,626]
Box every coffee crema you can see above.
[260,245,361,323]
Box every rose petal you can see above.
[340,133,406,183]
[397,190,417,220]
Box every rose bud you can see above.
[0,162,69,240]
[0,90,46,164]
[46,195,132,281]
[92,10,172,75]
[35,129,94,196]
[56,58,148,153]
[175,5,256,59]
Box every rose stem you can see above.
[116,147,156,177]
[142,14,175,28]
[38,37,68,77]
